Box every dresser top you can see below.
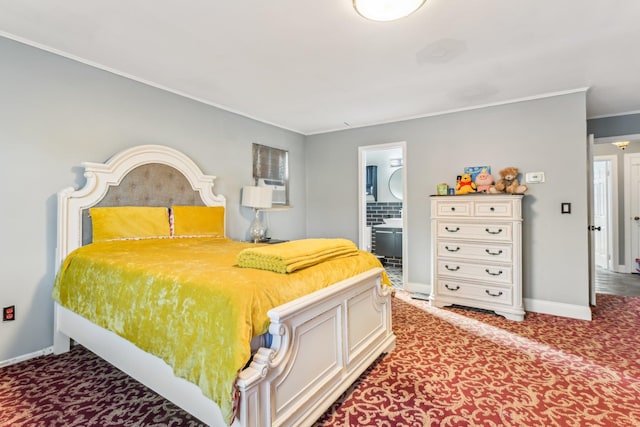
[430,194,524,199]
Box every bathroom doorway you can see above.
[358,142,407,289]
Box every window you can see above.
[252,143,289,206]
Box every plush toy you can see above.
[455,173,477,195]
[474,168,493,193]
[489,167,528,194]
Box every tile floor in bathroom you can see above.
[385,266,403,289]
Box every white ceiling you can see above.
[1,0,639,135]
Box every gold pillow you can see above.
[171,206,225,237]
[90,207,171,242]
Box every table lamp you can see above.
[242,186,273,243]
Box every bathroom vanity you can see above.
[373,223,403,257]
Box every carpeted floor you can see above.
[316,291,640,426]
[2,293,640,426]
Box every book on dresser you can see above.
[429,194,525,321]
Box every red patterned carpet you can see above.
[2,293,640,426]
[316,291,640,426]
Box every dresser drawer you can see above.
[474,200,513,218]
[436,259,513,284]
[437,240,512,263]
[434,201,472,217]
[436,221,513,241]
[436,279,513,306]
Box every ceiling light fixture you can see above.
[353,0,426,22]
[612,141,630,150]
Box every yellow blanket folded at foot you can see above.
[237,238,359,273]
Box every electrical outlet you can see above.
[3,306,15,321]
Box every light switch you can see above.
[525,172,545,183]
[561,203,571,214]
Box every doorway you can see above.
[358,142,407,289]
[593,151,640,297]
[590,134,640,298]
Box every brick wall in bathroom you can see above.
[367,201,403,268]
[366,201,402,226]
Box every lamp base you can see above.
[248,210,267,243]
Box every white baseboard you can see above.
[0,346,54,368]
[405,281,431,297]
[611,263,631,273]
[399,281,592,321]
[524,298,592,321]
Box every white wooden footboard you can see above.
[53,268,394,427]
[237,268,395,427]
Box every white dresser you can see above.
[430,194,524,321]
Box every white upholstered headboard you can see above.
[56,145,226,268]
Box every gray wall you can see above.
[588,113,640,138]
[306,93,589,307]
[0,37,306,362]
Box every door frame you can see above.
[624,152,640,273]
[358,141,407,286]
[587,134,596,305]
[595,133,640,273]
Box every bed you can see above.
[52,144,396,427]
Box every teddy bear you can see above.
[474,168,493,193]
[488,167,528,194]
[455,173,477,195]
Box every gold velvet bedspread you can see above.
[52,237,388,424]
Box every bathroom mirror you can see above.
[389,168,403,200]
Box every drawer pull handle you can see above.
[451,207,455,211]
[445,265,460,271]
[485,228,503,235]
[445,226,460,233]
[485,268,503,276]
[445,284,460,291]
[490,207,495,211]
[445,246,461,252]
[485,290,503,297]
[485,249,503,256]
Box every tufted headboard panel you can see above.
[81,163,205,245]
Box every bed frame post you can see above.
[53,303,71,354]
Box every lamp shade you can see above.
[242,186,273,209]
[353,0,426,22]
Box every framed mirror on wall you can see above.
[389,167,403,200]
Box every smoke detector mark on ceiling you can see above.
[416,38,467,65]
[451,84,500,102]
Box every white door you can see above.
[592,160,610,269]
[627,154,640,270]
[587,134,596,305]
